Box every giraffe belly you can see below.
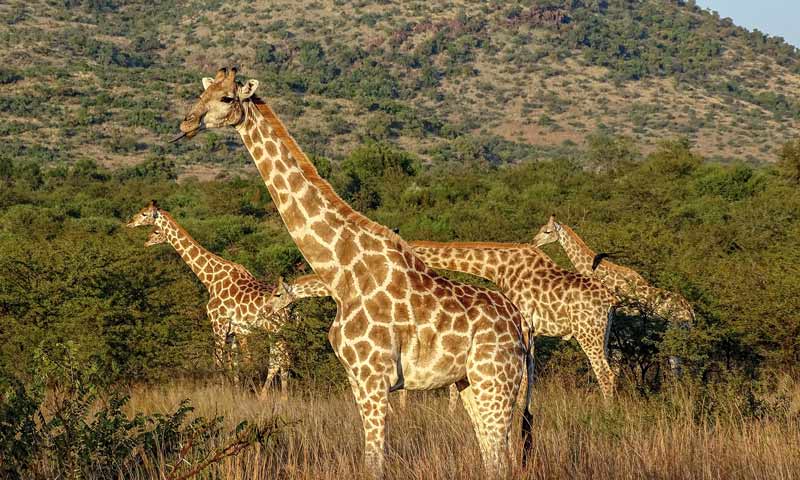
[530,313,572,339]
[402,368,462,390]
[400,346,465,391]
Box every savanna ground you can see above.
[31,375,800,480]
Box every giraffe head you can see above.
[532,214,560,247]
[144,227,167,247]
[172,67,260,141]
[264,277,295,316]
[126,201,165,247]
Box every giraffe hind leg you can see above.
[462,340,521,476]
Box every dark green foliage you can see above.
[778,138,800,184]
[0,344,280,480]
[336,142,418,211]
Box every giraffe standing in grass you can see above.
[265,275,462,412]
[532,215,695,326]
[533,214,695,374]
[172,67,532,477]
[269,240,620,401]
[126,201,291,398]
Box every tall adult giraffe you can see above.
[265,275,461,412]
[533,214,694,375]
[532,215,695,326]
[172,67,532,476]
[126,201,291,398]
[266,241,620,401]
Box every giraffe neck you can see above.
[408,241,512,285]
[289,274,330,300]
[157,212,225,289]
[236,99,401,295]
[554,223,596,275]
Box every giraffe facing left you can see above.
[126,200,291,398]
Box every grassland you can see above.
[76,378,798,479]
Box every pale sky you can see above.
[697,1,799,48]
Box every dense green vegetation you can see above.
[2,138,798,393]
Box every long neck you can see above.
[290,274,330,300]
[237,100,398,292]
[407,241,514,284]
[157,212,225,289]
[555,223,596,275]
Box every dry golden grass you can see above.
[121,378,800,480]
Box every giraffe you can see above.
[264,240,620,401]
[532,214,695,374]
[171,67,532,477]
[126,201,292,398]
[264,275,462,412]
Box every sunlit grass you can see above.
[117,378,800,479]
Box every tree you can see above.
[778,138,800,184]
[586,131,639,172]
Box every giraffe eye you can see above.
[220,96,235,103]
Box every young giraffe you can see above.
[266,240,620,401]
[126,201,292,398]
[264,275,462,412]
[532,215,695,327]
[173,67,532,477]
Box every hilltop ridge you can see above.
[0,0,798,177]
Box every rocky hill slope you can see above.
[1,0,798,178]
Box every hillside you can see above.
[1,0,799,178]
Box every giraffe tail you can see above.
[521,338,535,466]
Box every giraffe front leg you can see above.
[576,325,616,401]
[349,376,389,479]
[262,355,280,397]
[448,384,459,413]
[227,332,241,388]
[274,340,290,401]
[212,332,230,386]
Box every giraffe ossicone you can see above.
[173,67,533,478]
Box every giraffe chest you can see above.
[512,281,574,339]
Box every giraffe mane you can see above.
[558,224,597,258]
[159,211,234,266]
[251,96,404,245]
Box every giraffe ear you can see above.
[238,79,259,100]
[202,77,215,90]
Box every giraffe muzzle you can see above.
[169,127,201,143]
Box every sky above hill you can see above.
[697,1,799,47]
